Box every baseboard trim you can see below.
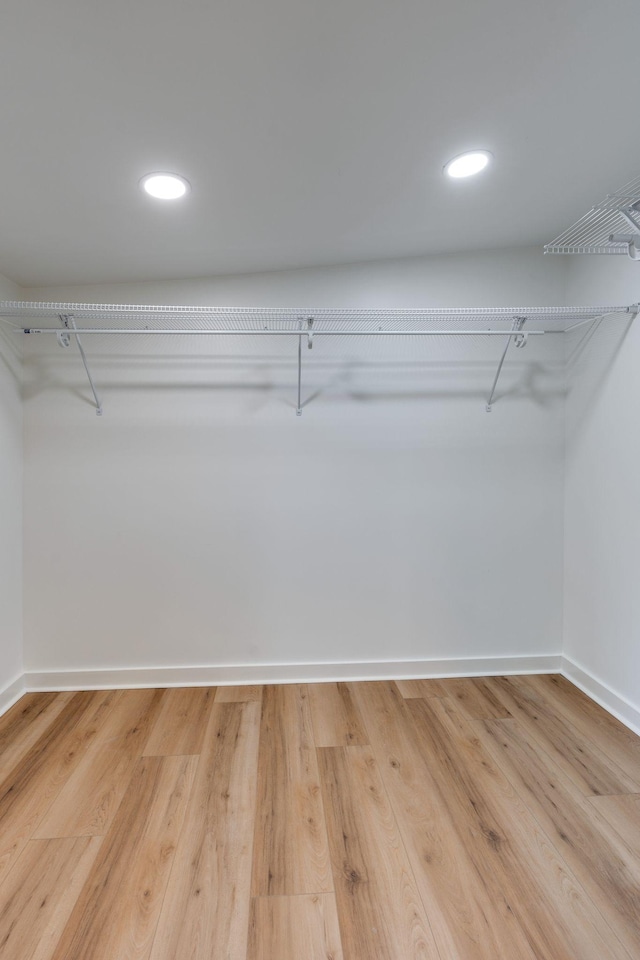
[10,655,639,739]
[0,673,27,719]
[561,655,640,737]
[24,654,562,691]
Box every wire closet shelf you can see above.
[1,301,636,417]
[0,301,630,334]
[545,175,640,259]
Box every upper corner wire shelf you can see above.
[544,175,640,258]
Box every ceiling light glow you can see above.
[444,151,492,179]
[140,173,190,199]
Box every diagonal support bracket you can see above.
[59,314,103,415]
[486,316,527,413]
[295,317,314,416]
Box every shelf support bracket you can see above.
[610,204,640,260]
[609,234,640,261]
[486,317,526,413]
[296,319,303,416]
[59,314,103,415]
[295,318,314,415]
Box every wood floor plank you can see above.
[34,689,166,838]
[308,682,369,747]
[474,717,640,958]
[0,836,102,960]
[482,676,640,795]
[51,755,197,960]
[440,677,512,720]
[215,685,263,703]
[247,894,344,960]
[0,693,56,742]
[0,690,117,885]
[149,701,261,960]
[0,692,68,752]
[317,743,440,960]
[251,684,332,897]
[393,678,450,699]
[407,695,632,960]
[587,794,640,862]
[0,693,74,784]
[143,687,215,756]
[528,675,640,785]
[352,681,538,960]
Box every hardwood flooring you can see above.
[1,676,639,959]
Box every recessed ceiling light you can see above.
[140,173,190,200]
[444,151,492,179]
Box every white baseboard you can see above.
[561,655,640,737]
[0,673,27,719]
[24,654,562,692]
[10,655,640,740]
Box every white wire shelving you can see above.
[545,175,640,259]
[0,301,628,331]
[0,301,636,416]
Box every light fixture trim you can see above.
[444,150,493,179]
[140,172,191,200]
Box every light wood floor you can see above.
[1,675,639,959]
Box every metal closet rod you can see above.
[22,327,548,336]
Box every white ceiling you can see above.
[1,0,638,287]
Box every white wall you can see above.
[564,255,640,723]
[26,246,568,309]
[21,247,566,681]
[0,271,24,707]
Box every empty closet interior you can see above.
[0,240,636,723]
[1,2,640,956]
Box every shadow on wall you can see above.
[565,314,635,435]
[22,352,565,415]
[346,362,562,411]
[0,324,22,387]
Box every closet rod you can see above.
[22,328,547,337]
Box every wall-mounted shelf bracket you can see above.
[486,317,527,413]
[609,203,640,260]
[59,314,103,416]
[609,233,640,261]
